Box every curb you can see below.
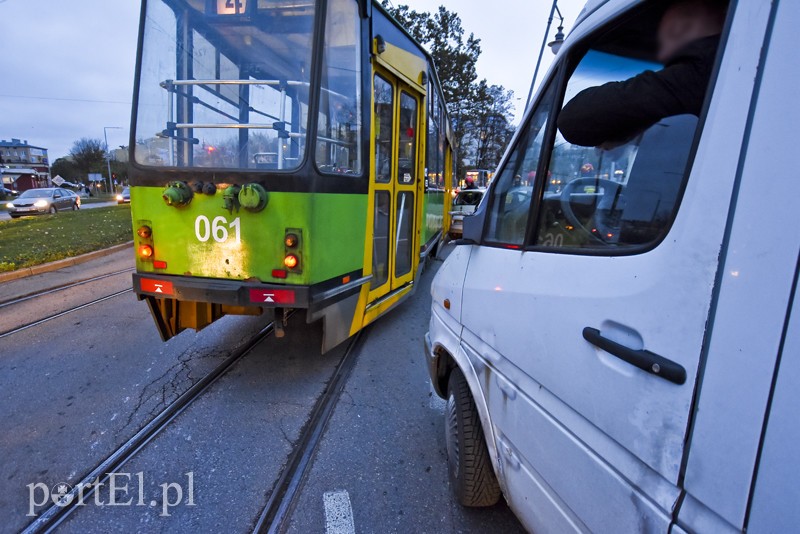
[0,241,134,284]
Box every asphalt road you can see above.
[0,200,119,221]
[0,244,525,533]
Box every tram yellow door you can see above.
[368,70,421,302]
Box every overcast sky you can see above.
[0,0,585,160]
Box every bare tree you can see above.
[69,138,108,178]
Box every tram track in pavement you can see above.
[0,267,135,309]
[0,288,134,340]
[22,319,284,534]
[21,315,369,533]
[253,328,367,534]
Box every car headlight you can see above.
[5,202,13,209]
[34,200,48,208]
[116,194,123,201]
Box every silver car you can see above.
[448,188,485,238]
[6,188,80,218]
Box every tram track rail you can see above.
[0,288,134,340]
[254,328,367,534]
[20,312,367,533]
[22,320,282,534]
[0,267,135,309]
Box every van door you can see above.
[746,267,800,531]
[458,9,760,531]
[677,2,800,529]
[368,70,420,301]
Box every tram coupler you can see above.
[274,308,287,338]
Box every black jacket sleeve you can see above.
[557,36,719,147]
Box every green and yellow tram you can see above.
[129,0,455,351]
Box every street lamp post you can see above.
[525,0,565,111]
[103,126,122,195]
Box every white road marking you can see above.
[323,490,355,534]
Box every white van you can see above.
[424,0,799,532]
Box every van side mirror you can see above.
[462,196,486,244]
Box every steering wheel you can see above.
[559,177,623,245]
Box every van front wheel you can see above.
[445,368,501,507]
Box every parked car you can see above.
[0,186,19,201]
[116,187,130,204]
[448,188,485,239]
[6,188,80,218]
[425,0,799,532]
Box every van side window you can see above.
[485,82,557,245]
[535,49,703,251]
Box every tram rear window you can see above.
[134,0,316,170]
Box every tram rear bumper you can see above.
[133,273,311,308]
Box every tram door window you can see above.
[372,191,391,288]
[395,92,418,278]
[369,71,421,299]
[371,75,394,290]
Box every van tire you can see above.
[445,368,501,507]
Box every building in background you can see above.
[0,139,51,191]
[112,146,129,163]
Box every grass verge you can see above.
[0,205,132,272]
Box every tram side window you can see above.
[426,102,439,189]
[437,103,446,189]
[316,0,362,176]
[431,90,442,187]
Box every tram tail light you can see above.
[283,228,303,273]
[135,219,155,264]
[284,233,299,248]
[284,254,299,270]
[139,245,154,259]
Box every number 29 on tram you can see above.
[128,0,455,351]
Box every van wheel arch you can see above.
[433,346,458,399]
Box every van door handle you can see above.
[582,327,686,385]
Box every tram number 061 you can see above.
[194,215,241,244]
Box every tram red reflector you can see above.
[272,269,288,279]
[342,275,351,284]
[249,289,296,305]
[140,278,174,296]
[138,244,154,258]
[154,260,167,269]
